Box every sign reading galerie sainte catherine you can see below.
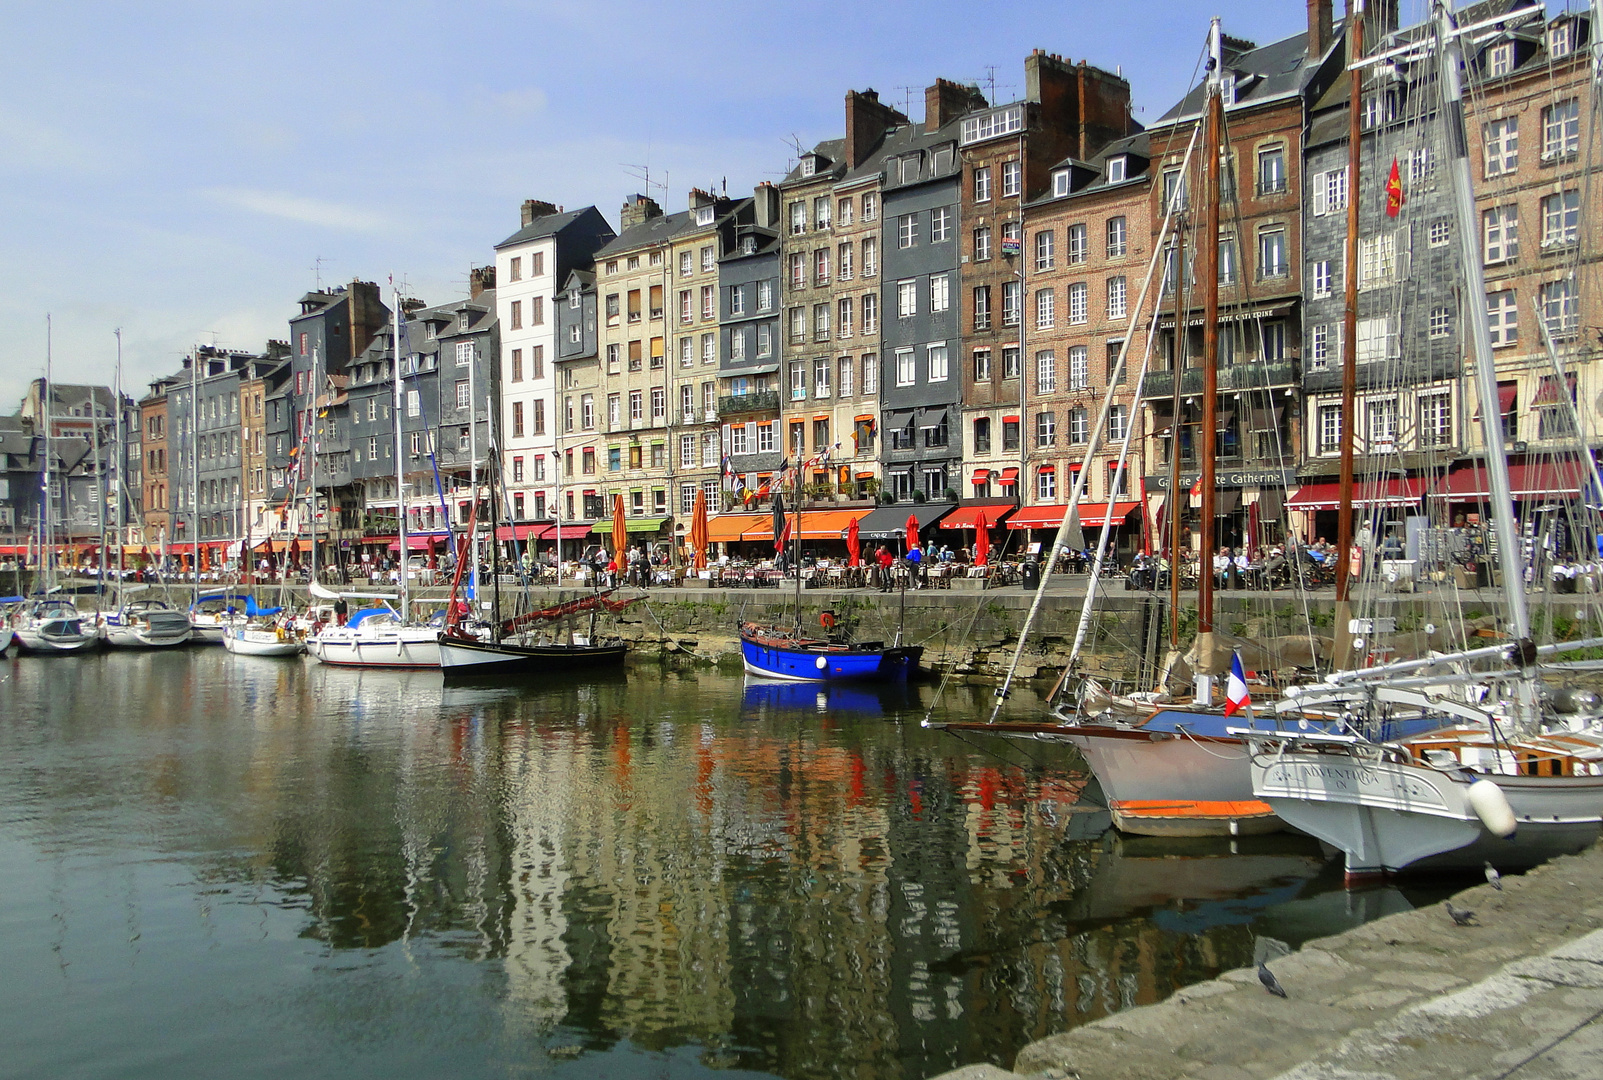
[1142,469,1297,490]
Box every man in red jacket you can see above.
[877,545,895,592]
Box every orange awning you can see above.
[1006,502,1141,529]
[942,504,1017,529]
[706,513,767,543]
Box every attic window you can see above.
[427,322,437,340]
[1106,156,1128,183]
[459,311,470,331]
[932,146,954,174]
[1052,170,1071,197]
[695,204,714,226]
[570,291,581,309]
[741,236,758,255]
[1549,21,1573,57]
[1488,41,1515,77]
[899,154,921,184]
[799,155,816,177]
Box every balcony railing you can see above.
[1141,360,1298,399]
[717,390,781,417]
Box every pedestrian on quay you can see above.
[877,544,894,592]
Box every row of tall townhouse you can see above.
[95,2,1602,564]
[0,381,140,549]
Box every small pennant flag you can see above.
[1385,157,1405,218]
[1189,474,1204,498]
[1224,651,1252,717]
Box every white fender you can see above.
[815,655,828,671]
[1467,779,1517,838]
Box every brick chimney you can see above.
[470,265,496,299]
[520,199,558,227]
[1307,0,1333,58]
[619,193,663,230]
[925,78,988,131]
[844,88,908,168]
[753,182,779,229]
[688,187,718,210]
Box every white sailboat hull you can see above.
[1067,728,1257,806]
[308,625,440,669]
[15,623,100,654]
[102,612,194,648]
[1253,751,1603,876]
[223,627,305,657]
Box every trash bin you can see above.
[1021,558,1041,591]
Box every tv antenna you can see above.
[621,161,669,200]
[310,255,334,291]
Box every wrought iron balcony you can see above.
[1140,360,1298,399]
[717,390,781,417]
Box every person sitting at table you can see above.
[1213,547,1233,589]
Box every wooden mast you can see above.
[1194,18,1224,699]
[1333,0,1365,671]
[1167,230,1186,649]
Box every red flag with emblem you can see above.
[1385,157,1404,218]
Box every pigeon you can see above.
[1258,961,1287,998]
[1445,901,1477,926]
[1484,862,1503,891]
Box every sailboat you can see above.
[1237,0,1603,879]
[308,287,441,670]
[739,471,921,683]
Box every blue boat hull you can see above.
[739,634,922,683]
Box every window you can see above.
[1052,170,1070,197]
[1359,232,1397,287]
[837,242,853,280]
[1487,41,1514,78]
[862,294,878,334]
[895,348,916,386]
[1162,167,1187,210]
[837,197,854,226]
[863,193,879,221]
[1356,317,1397,363]
[1311,168,1348,216]
[788,252,806,289]
[532,398,545,435]
[838,297,854,338]
[789,201,807,235]
[1543,99,1580,159]
[927,343,948,382]
[1429,306,1452,339]
[680,435,696,468]
[1002,345,1020,380]
[1366,397,1398,450]
[999,159,1021,197]
[814,357,832,397]
[757,280,774,311]
[651,387,665,419]
[1002,417,1019,451]
[1257,145,1286,193]
[1035,411,1056,447]
[897,279,917,318]
[1484,205,1519,263]
[1549,20,1575,56]
[973,348,992,382]
[407,389,420,418]
[813,249,830,286]
[1311,260,1331,299]
[930,206,951,243]
[701,284,715,320]
[1484,117,1519,177]
[862,238,877,277]
[1250,227,1288,277]
[607,446,622,472]
[455,341,474,366]
[1106,155,1127,183]
[606,293,620,321]
[1361,89,1397,129]
[812,196,830,230]
[607,393,621,428]
[1107,276,1127,319]
[511,348,524,382]
[455,380,471,409]
[788,307,807,344]
[627,290,641,322]
[813,302,830,341]
[1068,346,1089,390]
[1541,190,1580,248]
[1036,350,1057,393]
[729,424,749,455]
[974,165,992,202]
[861,353,877,394]
[974,226,992,262]
[790,361,807,400]
[1106,216,1127,257]
[961,105,1024,145]
[508,256,522,281]
[730,327,746,361]
[929,273,949,313]
[1319,404,1343,453]
[898,214,918,249]
[1000,280,1021,328]
[509,300,522,329]
[1067,282,1087,324]
[579,393,594,430]
[1034,229,1055,271]
[757,323,773,356]
[1419,393,1452,447]
[1036,467,1056,501]
[757,423,775,452]
[679,290,693,324]
[1035,288,1056,329]
[529,296,544,326]
[1108,404,1128,441]
[679,337,694,368]
[1540,278,1579,339]
[838,355,854,396]
[899,154,920,184]
[972,286,992,331]
[680,384,695,423]
[1068,407,1088,444]
[651,337,665,368]
[1066,223,1087,264]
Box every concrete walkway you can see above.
[932,843,1603,1080]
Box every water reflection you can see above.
[0,651,1422,1080]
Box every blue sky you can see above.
[1,0,1405,408]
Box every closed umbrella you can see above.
[974,510,990,567]
[846,516,861,567]
[771,492,787,554]
[690,489,709,570]
[611,493,628,565]
[904,513,919,555]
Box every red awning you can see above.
[941,504,1017,529]
[167,543,195,554]
[999,467,1020,484]
[388,535,443,552]
[1006,502,1141,529]
[1286,478,1427,511]
[1473,383,1519,420]
[970,469,990,484]
[537,523,595,541]
[1435,460,1592,500]
[495,524,542,541]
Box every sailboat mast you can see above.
[1195,18,1224,656]
[191,343,199,597]
[308,346,319,588]
[393,287,410,620]
[487,392,501,632]
[1334,0,1366,670]
[1167,229,1186,648]
[114,329,125,589]
[42,313,54,590]
[91,375,106,606]
[468,322,480,603]
[1434,2,1533,662]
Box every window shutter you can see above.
[1311,171,1328,216]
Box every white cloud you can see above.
[201,188,392,233]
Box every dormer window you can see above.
[1488,41,1515,77]
[426,322,437,340]
[1549,20,1573,57]
[1221,72,1237,105]
[458,311,470,331]
[899,154,921,184]
[569,291,581,309]
[695,204,714,226]
[741,236,758,255]
[799,154,817,177]
[1106,156,1128,183]
[1052,170,1071,197]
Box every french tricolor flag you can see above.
[1224,651,1251,717]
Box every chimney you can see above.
[521,199,558,227]
[925,78,988,131]
[753,182,780,229]
[470,265,496,299]
[1306,0,1333,58]
[844,88,908,168]
[619,193,663,230]
[688,187,717,210]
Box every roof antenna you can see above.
[310,255,332,292]
[621,161,669,201]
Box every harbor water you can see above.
[0,651,1451,1079]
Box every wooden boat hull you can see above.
[437,634,627,677]
[1109,799,1283,838]
[740,629,921,683]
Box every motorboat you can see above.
[13,599,101,655]
[101,600,194,648]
